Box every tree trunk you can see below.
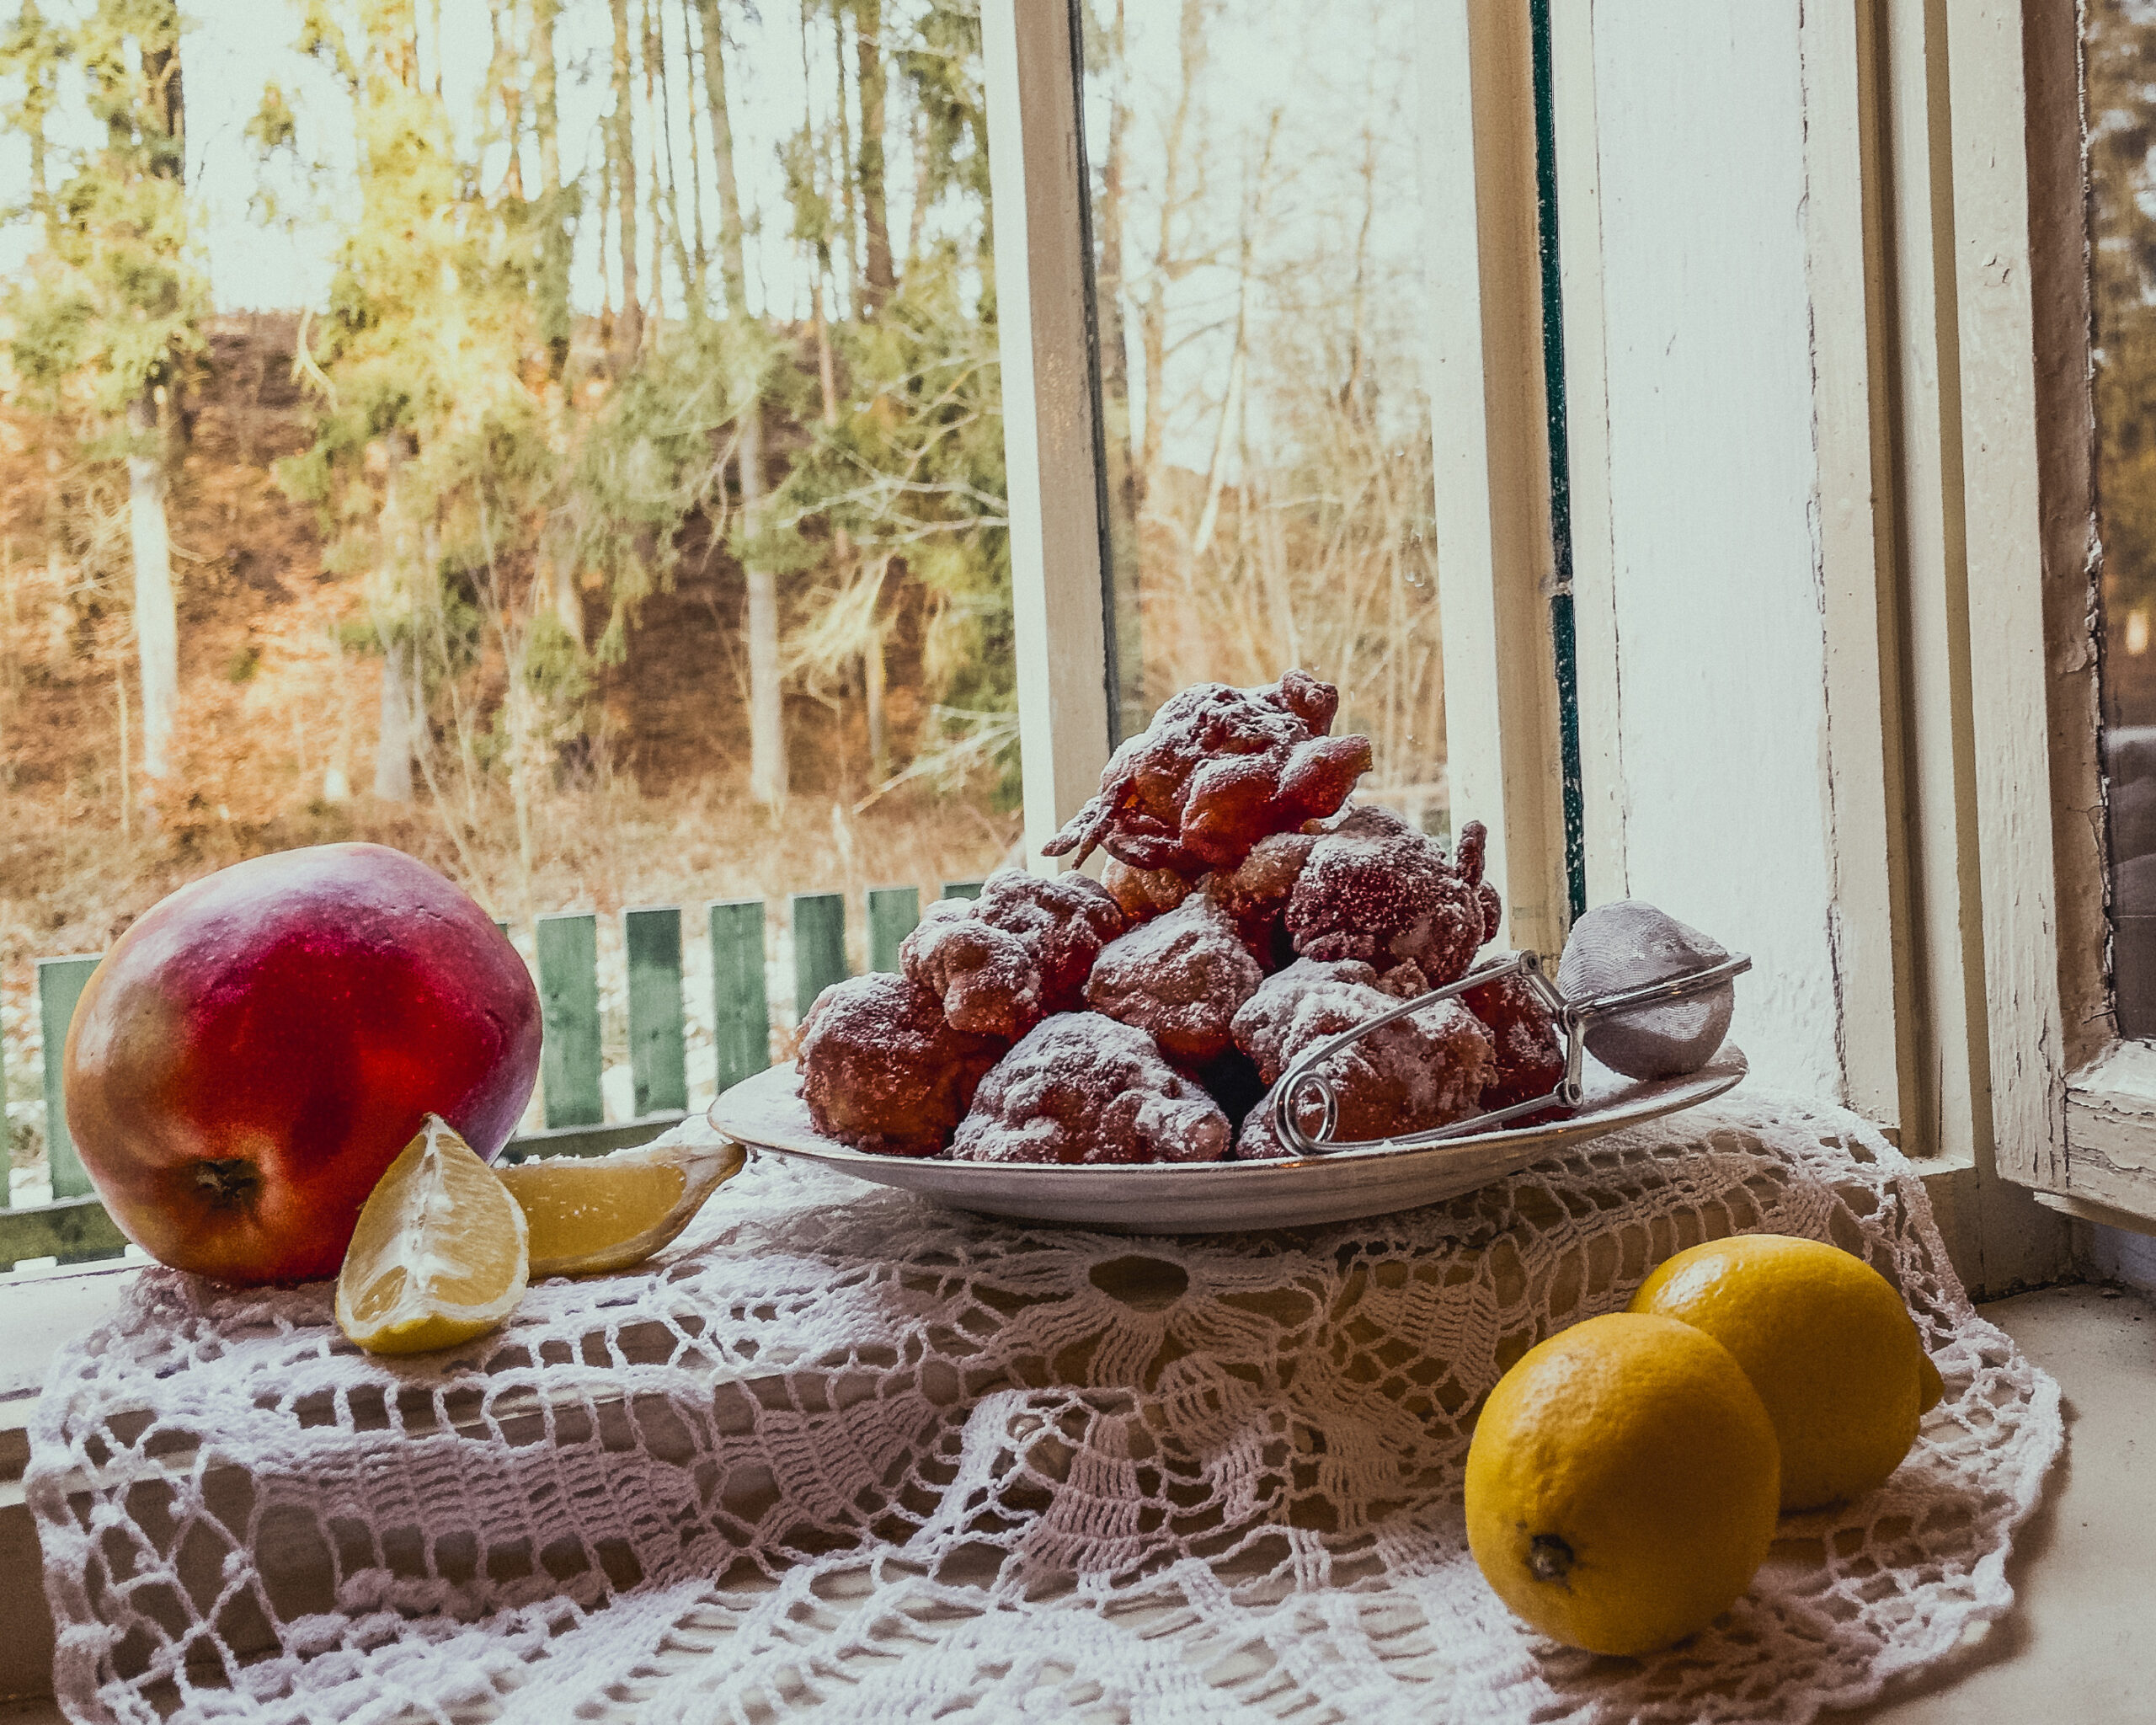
[1194,109,1274,560]
[125,399,178,783]
[1099,0,1134,511]
[533,0,571,371]
[643,0,667,327]
[862,555,889,780]
[488,0,522,200]
[677,0,707,291]
[813,276,839,419]
[738,379,782,804]
[813,276,880,774]
[694,0,749,313]
[540,530,582,648]
[374,634,416,802]
[834,4,859,315]
[866,614,888,778]
[695,0,784,804]
[115,649,130,838]
[373,433,419,804]
[650,0,693,306]
[905,102,928,265]
[1138,0,1209,521]
[139,6,184,180]
[609,0,643,365]
[854,0,894,313]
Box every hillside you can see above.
[0,314,1017,1169]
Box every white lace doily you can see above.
[29,1091,2061,1725]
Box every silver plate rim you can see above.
[705,1044,1748,1231]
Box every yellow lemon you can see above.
[499,1138,747,1277]
[335,1114,529,1356]
[1465,1312,1780,1656]
[1629,1233,1944,1512]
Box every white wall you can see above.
[1577,4,1842,1097]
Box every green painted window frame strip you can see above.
[1529,0,1588,922]
[791,892,849,1022]
[36,957,100,1203]
[941,879,985,902]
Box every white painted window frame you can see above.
[1544,0,2079,1283]
[1551,0,1928,1143]
[984,0,1572,943]
[1947,0,2156,1233]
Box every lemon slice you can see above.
[336,1114,530,1355]
[499,1137,748,1278]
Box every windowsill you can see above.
[1824,1281,2156,1723]
[2065,1041,2156,1218]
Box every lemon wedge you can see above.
[335,1114,530,1355]
[499,1137,748,1278]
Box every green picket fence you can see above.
[0,879,984,1274]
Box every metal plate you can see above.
[707,1044,1748,1234]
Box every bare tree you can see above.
[122,1,187,786]
[696,0,786,804]
[854,0,894,313]
[371,435,419,803]
[609,0,643,364]
[1134,0,1213,524]
[832,2,859,314]
[532,0,572,374]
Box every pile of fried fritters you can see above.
[798,670,1565,1164]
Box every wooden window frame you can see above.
[1949,0,2156,1233]
[1550,0,1928,1142]
[1542,0,2078,1284]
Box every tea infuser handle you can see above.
[1269,946,1751,1159]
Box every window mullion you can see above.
[982,0,1114,873]
[1421,0,1571,960]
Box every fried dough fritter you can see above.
[949,1013,1231,1165]
[1043,669,1373,875]
[798,974,1008,1157]
[1285,808,1502,987]
[901,868,1128,1040]
[1461,972,1568,1112]
[1230,958,1495,1157]
[1205,829,1316,970]
[1085,895,1265,1068]
[1102,856,1198,924]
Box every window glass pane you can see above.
[0,2,1010,1210]
[1079,0,1447,835]
[2088,0,2156,1035]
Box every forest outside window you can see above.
[0,1,1025,1201]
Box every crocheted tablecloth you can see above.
[28,1091,2060,1724]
